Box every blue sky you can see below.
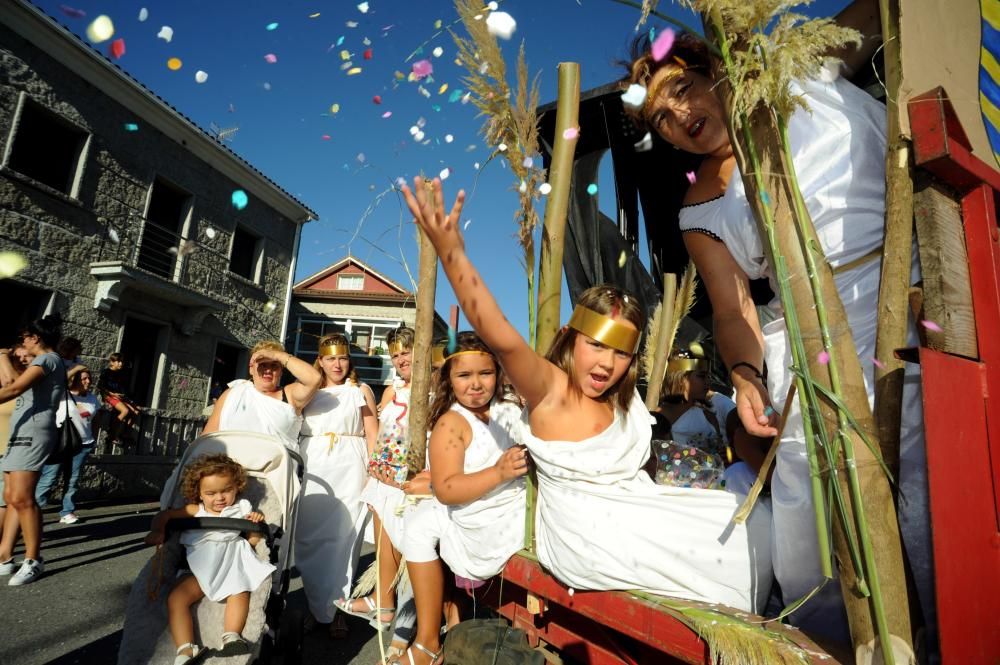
[34,0,849,338]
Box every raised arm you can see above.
[684,233,777,437]
[401,177,557,408]
[250,347,322,411]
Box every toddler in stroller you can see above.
[118,432,303,665]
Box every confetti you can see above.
[438,83,448,95]
[685,171,697,184]
[497,143,508,152]
[310,12,321,18]
[411,59,433,80]
[473,162,480,169]
[689,341,704,356]
[167,57,183,71]
[263,301,277,313]
[321,134,332,140]
[518,181,527,193]
[264,53,278,64]
[86,15,114,43]
[414,130,425,141]
[364,48,373,60]
[568,588,575,597]
[346,20,357,27]
[445,134,454,143]
[138,8,148,22]
[109,38,126,59]
[357,2,369,13]
[562,127,580,140]
[488,1,499,9]
[417,85,431,98]
[463,219,472,230]
[124,122,139,131]
[0,252,28,278]
[817,350,830,365]
[921,319,942,333]
[347,67,362,76]
[651,28,676,62]
[108,228,120,244]
[539,183,552,195]
[486,11,516,39]
[60,5,86,18]
[179,378,189,389]
[439,168,451,180]
[382,111,392,118]
[432,46,444,58]
[330,103,340,114]
[434,19,443,29]
[356,152,366,163]
[587,183,598,195]
[195,70,208,83]
[157,25,173,42]
[266,22,279,31]
[872,357,885,369]
[231,190,249,210]
[760,191,771,206]
[618,250,627,267]
[634,131,653,152]
[205,227,216,239]
[448,89,463,103]
[263,82,272,91]
[373,95,382,105]
[621,83,646,109]
[522,157,534,168]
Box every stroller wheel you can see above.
[277,607,304,665]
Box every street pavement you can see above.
[0,500,389,665]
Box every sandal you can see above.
[173,643,208,665]
[376,644,407,665]
[220,632,250,656]
[392,642,443,665]
[333,596,396,629]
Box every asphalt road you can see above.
[0,500,389,665]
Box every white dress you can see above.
[359,381,410,548]
[517,390,773,613]
[296,383,371,622]
[678,72,929,636]
[179,499,276,602]
[402,402,526,580]
[219,380,303,448]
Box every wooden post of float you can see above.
[644,273,677,411]
[405,225,438,477]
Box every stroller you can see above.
[118,432,305,665]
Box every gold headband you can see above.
[567,305,640,354]
[319,343,350,357]
[667,357,708,373]
[388,340,407,355]
[432,345,446,365]
[445,350,492,362]
[642,59,686,115]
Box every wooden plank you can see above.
[912,176,978,358]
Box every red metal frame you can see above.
[908,88,1000,663]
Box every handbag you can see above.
[47,366,83,465]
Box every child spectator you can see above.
[98,352,140,440]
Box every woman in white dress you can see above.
[202,340,322,447]
[624,0,930,645]
[297,333,378,638]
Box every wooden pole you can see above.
[643,274,677,410]
[873,0,913,479]
[405,225,438,477]
[534,62,580,355]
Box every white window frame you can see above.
[337,273,365,291]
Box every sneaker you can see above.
[8,558,44,586]
[0,558,16,576]
[59,513,80,525]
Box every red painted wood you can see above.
[918,349,1000,663]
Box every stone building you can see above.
[0,1,315,425]
[288,255,447,395]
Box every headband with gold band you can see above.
[667,357,708,373]
[388,340,407,355]
[445,349,492,362]
[642,57,687,115]
[567,305,640,354]
[431,344,446,365]
[319,343,350,357]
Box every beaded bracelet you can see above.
[729,361,763,380]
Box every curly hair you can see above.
[428,332,511,428]
[314,333,359,386]
[545,285,645,414]
[180,453,248,504]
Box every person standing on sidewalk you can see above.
[36,366,99,524]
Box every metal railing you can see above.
[93,407,207,459]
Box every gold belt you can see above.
[831,245,883,275]
[323,432,354,452]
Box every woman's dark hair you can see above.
[545,285,644,414]
[22,314,62,350]
[69,367,91,393]
[621,31,713,126]
[428,331,509,428]
[314,333,359,385]
[57,336,82,360]
[109,352,124,362]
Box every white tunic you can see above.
[296,383,371,622]
[678,73,929,636]
[179,499,275,602]
[359,381,410,548]
[219,380,302,448]
[403,402,526,580]
[518,391,773,613]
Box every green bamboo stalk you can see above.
[404,225,438,477]
[643,273,677,410]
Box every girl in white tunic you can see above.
[297,334,378,638]
[626,16,930,646]
[403,176,773,614]
[397,333,528,665]
[144,454,274,664]
[336,327,414,637]
[203,340,323,448]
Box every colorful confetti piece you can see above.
[872,357,885,369]
[205,227,217,239]
[231,190,249,210]
[372,95,382,105]
[563,127,580,140]
[59,5,86,19]
[539,183,552,195]
[347,67,362,76]
[921,319,943,333]
[157,25,173,42]
[440,168,451,180]
[357,2,369,13]
[485,11,516,39]
[0,252,28,278]
[266,22,279,31]
[618,250,627,267]
[167,57,183,71]
[685,171,697,184]
[85,15,114,43]
[364,48,373,60]
[432,46,444,58]
[651,28,675,62]
[264,53,278,64]
[817,350,830,365]
[138,8,148,21]
[411,59,433,79]
[381,111,392,118]
[123,122,139,131]
[109,38,125,59]
[330,103,340,114]
[621,83,646,109]
[195,70,208,83]
[587,183,598,195]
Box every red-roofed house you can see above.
[287,256,447,390]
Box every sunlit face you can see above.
[391,347,412,382]
[199,472,238,514]
[448,352,497,413]
[13,345,34,369]
[684,370,709,402]
[571,321,636,399]
[251,359,282,391]
[78,371,92,393]
[644,68,731,158]
[320,353,350,385]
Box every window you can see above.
[337,274,365,290]
[4,282,50,347]
[118,317,167,407]
[137,177,191,279]
[5,96,88,196]
[229,226,263,283]
[209,342,243,404]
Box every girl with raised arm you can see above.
[402,177,772,613]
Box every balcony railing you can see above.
[93,407,207,458]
